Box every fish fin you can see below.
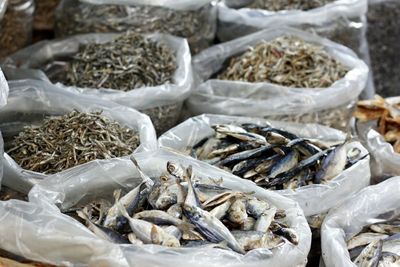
[116,202,130,220]
[150,225,161,245]
[130,155,154,188]
[113,189,122,203]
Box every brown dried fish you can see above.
[217,36,348,88]
[7,110,140,174]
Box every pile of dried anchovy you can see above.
[246,0,335,11]
[55,1,213,53]
[34,0,60,30]
[0,0,34,58]
[71,159,298,252]
[354,95,400,153]
[347,220,400,266]
[217,36,349,88]
[192,124,363,190]
[59,32,176,91]
[7,110,140,174]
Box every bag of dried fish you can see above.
[159,114,370,217]
[54,0,217,54]
[188,27,369,131]
[0,149,310,266]
[353,95,400,182]
[0,0,34,59]
[217,0,367,56]
[34,0,60,30]
[2,32,193,134]
[367,0,400,97]
[321,176,400,266]
[0,79,157,194]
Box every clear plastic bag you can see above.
[321,176,400,267]
[217,0,367,56]
[187,27,369,131]
[0,79,157,194]
[1,32,193,134]
[159,114,371,217]
[55,0,217,54]
[0,0,34,59]
[367,0,400,97]
[0,149,312,267]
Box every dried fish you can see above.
[7,110,140,174]
[0,0,34,58]
[217,36,348,88]
[246,0,335,11]
[347,220,400,266]
[67,161,298,253]
[55,0,214,53]
[354,95,400,153]
[56,32,177,92]
[192,123,362,190]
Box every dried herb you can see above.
[34,0,60,30]
[55,0,215,53]
[0,0,34,58]
[7,110,140,174]
[58,32,176,91]
[246,0,335,11]
[217,36,349,88]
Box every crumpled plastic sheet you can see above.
[321,176,400,267]
[0,79,158,194]
[159,114,371,217]
[0,149,311,267]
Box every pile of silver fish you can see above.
[347,220,400,266]
[71,157,298,253]
[192,124,364,190]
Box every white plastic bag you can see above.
[55,0,217,53]
[321,176,400,267]
[0,79,157,194]
[2,32,193,134]
[159,114,371,217]
[217,0,367,55]
[187,27,369,131]
[0,149,312,267]
[0,67,9,190]
[352,96,400,183]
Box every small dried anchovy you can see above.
[55,1,214,53]
[217,36,349,88]
[192,123,364,190]
[70,160,298,252]
[246,0,335,11]
[7,110,140,174]
[58,32,177,91]
[34,0,60,30]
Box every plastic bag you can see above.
[0,0,34,59]
[0,79,158,194]
[187,27,369,132]
[0,149,312,267]
[367,0,400,97]
[159,114,371,217]
[2,32,193,134]
[54,0,217,54]
[321,176,400,267]
[217,0,367,56]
